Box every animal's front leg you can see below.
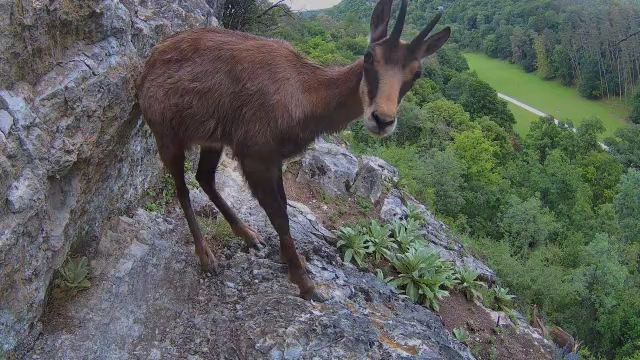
[239,156,328,301]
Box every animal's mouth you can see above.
[364,114,396,138]
[371,111,396,132]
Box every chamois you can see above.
[136,0,451,300]
[550,326,582,354]
[531,304,582,354]
[530,304,549,338]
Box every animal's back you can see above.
[137,27,311,150]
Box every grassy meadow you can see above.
[464,53,630,137]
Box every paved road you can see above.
[498,93,549,118]
[497,92,609,150]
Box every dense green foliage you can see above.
[324,0,640,102]
[465,53,631,137]
[440,0,640,101]
[249,1,640,357]
[631,89,640,124]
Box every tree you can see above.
[525,117,576,163]
[445,73,515,129]
[511,27,536,72]
[607,125,640,170]
[579,151,623,207]
[452,129,499,185]
[630,88,640,124]
[392,101,424,146]
[575,117,605,155]
[500,195,558,255]
[577,56,602,99]
[538,150,591,223]
[423,149,466,217]
[403,78,443,108]
[533,33,554,80]
[436,46,470,73]
[450,129,505,235]
[572,233,629,353]
[614,169,640,244]
[552,46,573,86]
[222,0,291,33]
[416,99,473,150]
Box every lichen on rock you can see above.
[0,0,221,354]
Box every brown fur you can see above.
[136,0,450,300]
[550,326,581,353]
[137,27,363,160]
[530,304,549,338]
[531,305,581,354]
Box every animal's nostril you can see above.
[372,112,395,129]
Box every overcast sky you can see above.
[286,0,341,11]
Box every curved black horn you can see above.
[389,0,408,41]
[409,7,444,50]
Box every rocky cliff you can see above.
[1,2,553,358]
[0,0,219,353]
[25,149,477,359]
[18,139,553,359]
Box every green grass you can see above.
[507,102,541,136]
[464,53,631,137]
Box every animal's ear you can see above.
[370,0,393,43]
[419,27,451,58]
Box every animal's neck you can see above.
[305,59,364,136]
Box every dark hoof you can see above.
[300,287,330,302]
[201,261,219,275]
[199,248,220,275]
[234,225,266,250]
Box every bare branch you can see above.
[615,29,640,46]
[257,0,291,18]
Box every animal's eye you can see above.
[364,51,374,65]
[413,71,422,80]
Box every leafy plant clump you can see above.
[406,203,426,225]
[392,219,423,252]
[453,328,471,344]
[337,225,371,268]
[387,246,456,311]
[488,286,516,313]
[455,267,486,302]
[58,257,91,291]
[337,218,458,311]
[366,220,397,261]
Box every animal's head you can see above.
[360,0,451,137]
[573,340,582,353]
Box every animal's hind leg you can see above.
[239,156,327,301]
[196,146,265,249]
[162,146,218,273]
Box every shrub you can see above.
[453,328,470,344]
[337,226,370,268]
[490,286,515,313]
[365,220,397,262]
[388,246,454,311]
[58,257,91,291]
[456,267,486,302]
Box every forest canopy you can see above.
[235,0,640,358]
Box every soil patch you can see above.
[439,292,551,360]
[283,161,380,231]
